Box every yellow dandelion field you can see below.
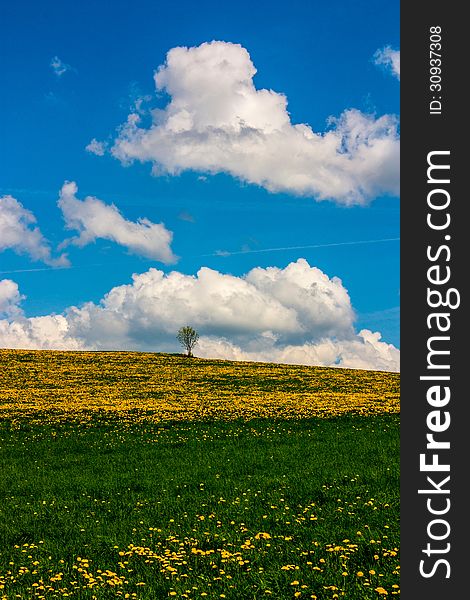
[0,350,399,424]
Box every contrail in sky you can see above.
[0,266,69,275]
[1,238,399,274]
[202,237,400,257]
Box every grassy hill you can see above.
[0,349,399,424]
[0,350,400,599]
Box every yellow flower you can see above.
[375,587,388,595]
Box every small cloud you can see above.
[121,82,153,114]
[214,249,230,257]
[85,138,107,156]
[0,194,69,267]
[178,211,195,223]
[133,95,152,114]
[50,55,73,77]
[373,46,400,80]
[58,181,177,263]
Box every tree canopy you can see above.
[177,326,199,357]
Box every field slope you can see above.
[0,350,399,600]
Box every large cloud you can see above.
[107,41,399,205]
[0,260,399,371]
[0,195,69,267]
[374,46,400,80]
[58,182,177,263]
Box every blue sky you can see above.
[0,0,400,369]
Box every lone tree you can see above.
[177,325,199,358]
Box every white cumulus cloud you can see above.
[0,260,399,371]
[58,182,177,263]
[374,46,400,80]
[109,41,400,205]
[0,279,84,349]
[196,330,399,372]
[0,195,69,267]
[0,314,85,350]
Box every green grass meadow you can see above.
[0,352,399,599]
